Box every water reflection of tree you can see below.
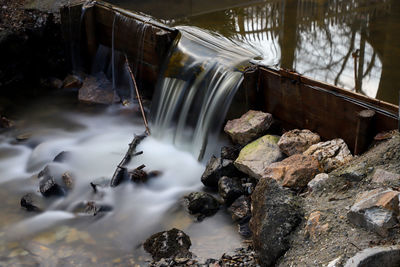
[171,0,398,103]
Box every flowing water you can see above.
[151,26,258,159]
[0,2,258,266]
[0,92,242,266]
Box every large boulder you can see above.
[347,188,400,237]
[224,110,273,145]
[78,72,116,105]
[278,129,320,156]
[343,246,400,267]
[250,178,302,266]
[201,156,240,188]
[303,138,353,172]
[234,135,283,180]
[183,192,220,220]
[262,154,320,190]
[143,228,192,261]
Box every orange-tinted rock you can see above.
[347,189,400,236]
[262,154,320,190]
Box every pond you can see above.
[107,0,400,105]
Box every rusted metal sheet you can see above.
[256,67,398,153]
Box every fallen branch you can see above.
[110,133,147,187]
[125,55,151,135]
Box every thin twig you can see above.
[125,55,151,135]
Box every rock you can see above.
[20,193,43,212]
[0,116,14,128]
[250,178,302,266]
[262,154,320,190]
[307,173,330,192]
[218,176,243,206]
[303,138,353,172]
[372,169,400,184]
[38,165,51,179]
[221,145,242,160]
[304,211,329,240]
[129,168,148,183]
[224,110,273,145]
[72,201,113,216]
[337,162,368,182]
[234,135,283,180]
[228,195,251,222]
[16,132,32,141]
[183,192,220,220]
[347,188,400,236]
[344,246,400,267]
[327,256,343,267]
[278,129,320,156]
[78,72,115,105]
[143,228,192,261]
[238,221,252,238]
[61,172,74,190]
[39,175,64,197]
[63,74,82,88]
[201,156,241,188]
[53,151,71,163]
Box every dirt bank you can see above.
[278,132,400,266]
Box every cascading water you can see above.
[0,6,260,266]
[151,26,258,160]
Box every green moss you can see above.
[237,135,280,159]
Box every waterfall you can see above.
[150,26,258,160]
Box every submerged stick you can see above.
[125,55,151,135]
[110,133,147,187]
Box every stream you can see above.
[0,92,241,266]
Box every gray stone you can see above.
[201,156,241,188]
[347,189,400,236]
[78,72,115,105]
[224,110,273,145]
[218,176,244,206]
[307,173,330,192]
[344,246,400,267]
[183,192,220,220]
[278,129,320,156]
[338,162,368,182]
[304,138,353,172]
[20,193,43,212]
[234,135,283,180]
[39,174,64,197]
[228,195,251,222]
[372,169,400,184]
[144,228,192,261]
[221,145,242,160]
[250,178,302,266]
